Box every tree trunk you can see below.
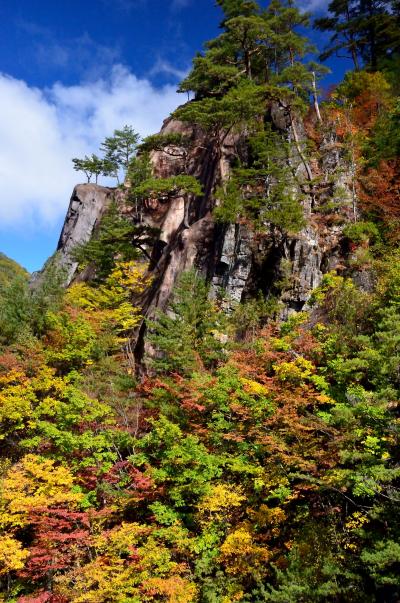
[290,114,313,183]
[312,72,323,124]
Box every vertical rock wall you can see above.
[51,104,355,366]
[136,110,353,324]
[55,184,114,285]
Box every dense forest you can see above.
[0,0,400,601]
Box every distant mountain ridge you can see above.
[0,252,29,289]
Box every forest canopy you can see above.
[0,1,400,601]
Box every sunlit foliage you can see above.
[1,0,400,600]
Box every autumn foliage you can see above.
[1,1,400,600]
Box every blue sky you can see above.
[0,0,346,272]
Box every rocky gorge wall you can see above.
[55,183,114,285]
[51,104,356,364]
[134,108,353,320]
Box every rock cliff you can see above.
[53,103,355,364]
[134,109,352,322]
[55,183,114,285]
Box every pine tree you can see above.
[148,270,226,374]
[315,0,399,70]
[315,0,361,70]
[71,202,152,281]
[0,262,65,344]
[100,125,140,174]
[214,124,306,233]
[176,0,325,191]
[179,0,320,98]
[0,276,31,343]
[217,0,259,21]
[175,80,267,158]
[72,155,105,184]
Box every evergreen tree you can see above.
[72,156,103,184]
[0,276,31,344]
[30,261,66,336]
[214,124,306,233]
[176,0,325,195]
[100,125,140,174]
[179,0,319,99]
[217,0,259,21]
[133,175,202,200]
[71,202,153,281]
[175,80,267,156]
[148,270,227,375]
[0,262,65,344]
[315,0,399,70]
[72,126,140,186]
[315,0,361,70]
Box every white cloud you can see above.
[0,65,183,227]
[298,0,327,14]
[99,0,191,13]
[149,57,189,80]
[171,0,192,10]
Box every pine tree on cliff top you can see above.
[315,0,400,70]
[176,0,326,167]
[178,0,321,103]
[175,0,326,233]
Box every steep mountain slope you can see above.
[0,252,28,289]
[54,104,356,367]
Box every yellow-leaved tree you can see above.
[0,454,83,531]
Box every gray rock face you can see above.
[210,224,253,305]
[135,110,353,329]
[52,105,355,368]
[56,184,114,284]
